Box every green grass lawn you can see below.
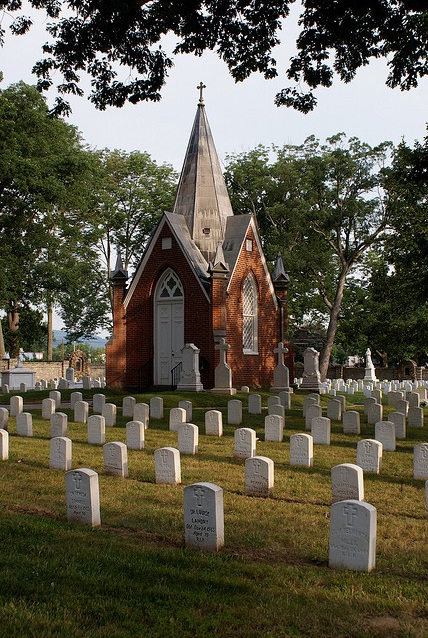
[0,388,427,637]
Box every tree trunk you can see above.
[47,301,53,361]
[319,268,348,380]
[7,303,20,358]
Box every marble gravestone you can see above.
[102,403,117,427]
[245,456,274,497]
[16,412,32,436]
[0,407,9,430]
[134,402,149,428]
[356,439,382,474]
[87,415,106,445]
[93,393,106,415]
[342,411,360,435]
[178,423,199,455]
[122,396,136,418]
[103,442,128,477]
[234,428,256,459]
[50,436,72,470]
[375,421,396,452]
[289,433,313,468]
[413,443,428,480]
[248,394,262,415]
[65,468,101,527]
[331,463,364,503]
[205,410,223,437]
[264,414,284,442]
[154,447,181,485]
[300,347,322,391]
[227,399,242,426]
[126,420,145,450]
[0,429,9,460]
[50,412,68,438]
[329,500,376,572]
[150,397,164,419]
[184,482,224,551]
[169,407,186,432]
[311,416,331,445]
[176,343,203,392]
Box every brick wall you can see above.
[106,280,127,387]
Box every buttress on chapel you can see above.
[106,86,291,390]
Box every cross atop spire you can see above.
[197,81,206,104]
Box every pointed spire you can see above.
[172,88,234,262]
[209,242,230,277]
[110,248,128,282]
[272,252,289,284]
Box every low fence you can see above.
[0,359,105,383]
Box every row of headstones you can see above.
[64,466,427,571]
[0,375,106,394]
[295,377,428,398]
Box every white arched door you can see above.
[154,269,184,385]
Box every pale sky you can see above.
[1,5,427,335]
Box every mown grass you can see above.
[0,388,427,637]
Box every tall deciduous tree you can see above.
[225,135,392,379]
[0,1,426,115]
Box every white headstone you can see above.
[65,468,101,527]
[326,399,342,421]
[50,436,72,470]
[240,385,250,393]
[367,402,383,425]
[70,391,83,408]
[300,347,322,391]
[248,394,262,415]
[177,343,203,391]
[103,441,128,477]
[342,410,360,435]
[150,397,163,419]
[126,420,145,450]
[49,390,61,408]
[374,421,396,452]
[408,391,420,407]
[2,384,9,394]
[234,428,256,459]
[364,396,377,414]
[413,443,428,480]
[356,439,382,474]
[93,393,106,414]
[279,390,291,410]
[305,404,322,431]
[87,415,106,445]
[50,412,68,438]
[388,411,406,439]
[213,338,236,394]
[134,402,149,428]
[271,342,290,391]
[329,500,376,572]
[178,423,199,455]
[169,407,186,432]
[42,397,56,420]
[205,410,223,437]
[289,433,313,467]
[154,447,181,485]
[19,382,27,393]
[227,399,242,425]
[178,400,192,422]
[10,396,23,417]
[57,377,68,390]
[0,429,9,460]
[16,412,32,436]
[65,367,75,382]
[311,416,331,445]
[184,482,224,551]
[245,456,274,497]
[408,406,424,428]
[331,463,364,503]
[302,395,318,416]
[74,401,89,424]
[102,403,117,427]
[396,399,409,416]
[122,396,136,418]
[82,375,92,390]
[264,414,284,442]
[268,403,285,419]
[0,407,9,430]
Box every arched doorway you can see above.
[154,269,184,385]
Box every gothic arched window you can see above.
[242,273,258,354]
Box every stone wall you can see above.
[0,359,105,382]
[327,365,428,382]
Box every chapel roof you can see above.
[172,88,234,262]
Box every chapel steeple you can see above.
[172,83,234,262]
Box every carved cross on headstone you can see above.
[274,342,288,366]
[215,338,230,366]
[160,449,168,464]
[72,471,82,490]
[343,503,358,527]
[197,81,206,104]
[193,486,205,506]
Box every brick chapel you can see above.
[106,88,291,390]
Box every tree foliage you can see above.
[0,1,426,115]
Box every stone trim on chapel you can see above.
[106,90,291,390]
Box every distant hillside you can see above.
[53,330,108,349]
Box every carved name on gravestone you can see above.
[234,428,256,459]
[245,456,274,498]
[0,407,9,430]
[122,396,136,418]
[16,412,32,436]
[150,397,163,419]
[102,403,117,427]
[126,421,145,450]
[248,394,262,415]
[178,423,199,455]
[65,468,101,527]
[74,401,89,424]
[413,443,428,480]
[342,410,360,435]
[227,399,242,425]
[154,447,181,485]
[289,433,313,468]
[134,402,149,429]
[311,416,331,445]
[356,439,382,474]
[205,410,223,437]
[184,482,224,551]
[264,414,284,442]
[103,442,128,477]
[375,421,396,452]
[169,407,186,432]
[87,415,106,445]
[331,463,364,503]
[0,429,9,460]
[50,436,72,470]
[329,500,376,572]
[93,393,106,414]
[50,412,68,438]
